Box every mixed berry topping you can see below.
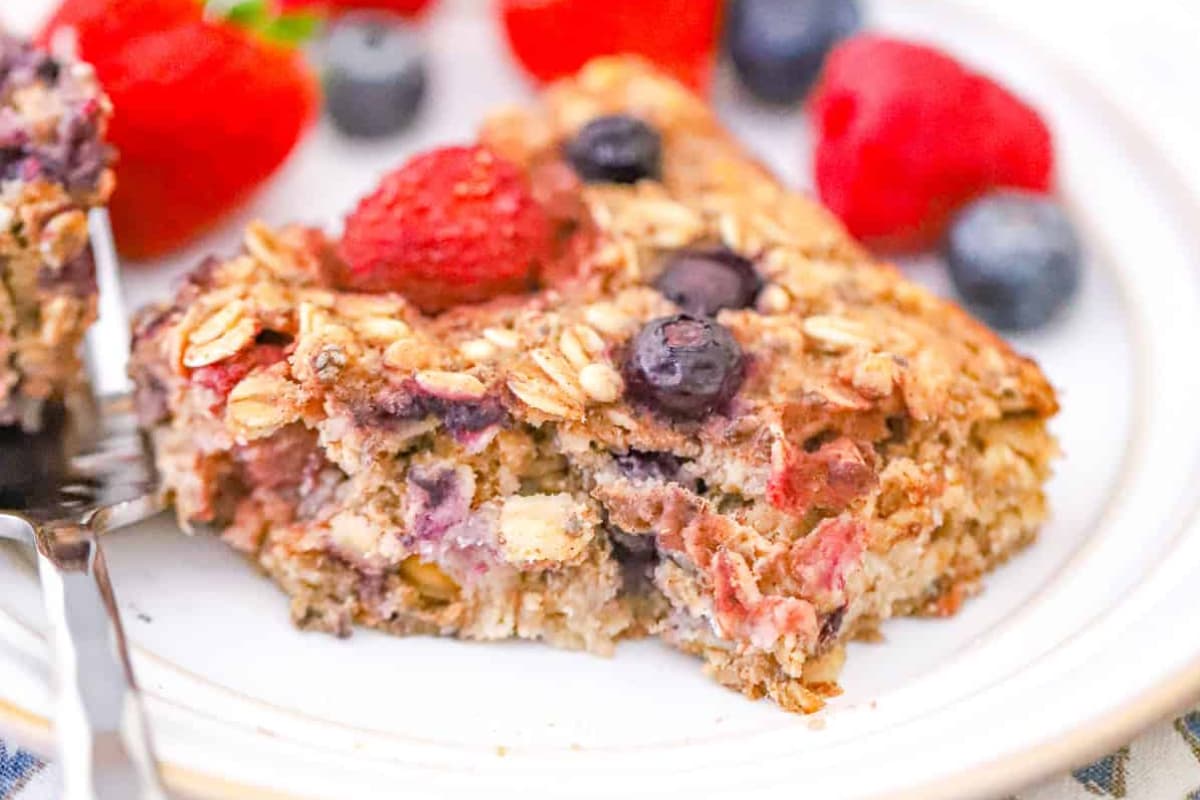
[624,314,744,419]
[809,35,1053,251]
[943,191,1081,331]
[338,145,552,312]
[565,115,662,185]
[654,248,761,317]
[323,12,426,139]
[727,0,859,105]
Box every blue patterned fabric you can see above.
[1072,748,1129,797]
[1177,711,1200,759]
[0,744,41,799]
[7,709,1200,797]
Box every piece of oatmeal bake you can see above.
[0,32,113,429]
[130,57,1057,713]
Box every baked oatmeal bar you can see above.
[0,32,113,429]
[131,58,1057,713]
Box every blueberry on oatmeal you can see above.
[565,114,662,184]
[624,315,744,419]
[654,248,761,316]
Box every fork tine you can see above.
[86,208,132,399]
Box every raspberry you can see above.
[192,343,289,401]
[41,3,319,258]
[338,145,553,312]
[809,35,1053,251]
[499,0,722,91]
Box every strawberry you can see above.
[809,35,1054,252]
[274,0,438,16]
[498,0,722,91]
[40,0,319,259]
[191,343,289,402]
[338,145,553,313]
[37,0,198,55]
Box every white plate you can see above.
[3,1,1200,798]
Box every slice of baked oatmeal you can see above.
[130,57,1057,713]
[0,32,113,429]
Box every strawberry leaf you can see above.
[258,11,322,46]
[210,0,322,47]
[222,0,269,26]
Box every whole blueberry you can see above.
[944,191,1081,331]
[323,12,427,139]
[625,315,744,419]
[727,0,860,105]
[654,248,762,316]
[565,115,662,184]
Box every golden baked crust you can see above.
[130,57,1057,712]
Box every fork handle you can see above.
[36,522,167,800]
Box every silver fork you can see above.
[0,209,167,799]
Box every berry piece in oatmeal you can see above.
[337,145,553,312]
[132,58,1059,714]
[810,35,1054,251]
[192,343,290,404]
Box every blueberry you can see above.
[943,191,1081,331]
[614,449,683,483]
[565,115,662,184]
[727,0,860,105]
[654,248,761,316]
[323,12,426,139]
[625,315,744,419]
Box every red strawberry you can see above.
[809,35,1053,252]
[40,2,319,259]
[338,145,553,313]
[274,0,438,16]
[499,0,722,91]
[192,343,289,402]
[37,0,199,55]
